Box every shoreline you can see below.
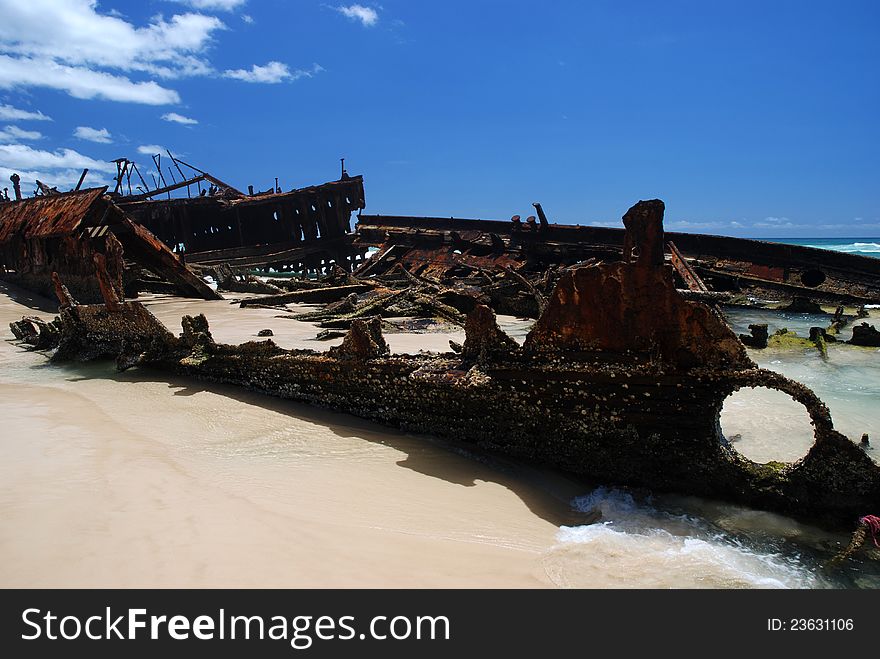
[3,281,879,588]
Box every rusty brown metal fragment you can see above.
[114,215,220,300]
[329,317,389,360]
[525,201,751,369]
[0,187,106,243]
[92,251,122,312]
[622,199,666,266]
[668,240,709,293]
[239,284,373,307]
[0,188,220,303]
[9,315,60,349]
[213,263,284,295]
[461,304,518,361]
[51,272,77,308]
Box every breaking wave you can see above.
[546,488,828,589]
[804,241,880,255]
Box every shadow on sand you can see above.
[0,280,59,314]
[45,356,598,528]
[2,277,596,527]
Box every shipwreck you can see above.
[10,198,879,529]
[109,155,368,275]
[6,154,880,318]
[0,186,219,304]
[355,206,880,310]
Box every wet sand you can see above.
[1,282,875,588]
[0,284,572,587]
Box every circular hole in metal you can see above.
[800,269,826,288]
[719,386,815,464]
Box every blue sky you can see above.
[0,0,877,237]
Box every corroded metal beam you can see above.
[668,240,709,292]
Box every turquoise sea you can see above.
[770,238,880,258]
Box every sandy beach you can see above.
[2,282,877,589]
[0,283,574,588]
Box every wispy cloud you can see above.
[137,144,166,155]
[0,143,116,171]
[0,103,51,122]
[665,219,748,232]
[161,112,199,125]
[0,55,181,105]
[0,125,42,141]
[166,0,247,10]
[754,216,795,228]
[0,143,117,189]
[223,61,323,83]
[241,14,254,24]
[335,4,379,27]
[73,126,113,143]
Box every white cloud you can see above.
[241,14,254,24]
[223,61,322,83]
[0,142,117,190]
[161,111,198,125]
[0,165,109,190]
[0,0,225,105]
[0,55,181,104]
[666,220,745,232]
[335,4,379,27]
[0,139,116,195]
[167,0,247,10]
[753,216,800,229]
[0,1,224,79]
[0,143,116,172]
[0,1,309,106]
[74,126,112,143]
[0,125,42,142]
[0,103,51,121]
[137,144,166,155]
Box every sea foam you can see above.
[552,488,825,588]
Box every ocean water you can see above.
[544,327,880,588]
[545,488,836,588]
[770,237,880,257]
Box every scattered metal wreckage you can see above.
[10,199,880,531]
[355,207,880,307]
[5,154,880,316]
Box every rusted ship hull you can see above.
[14,199,878,528]
[119,176,367,274]
[19,302,877,528]
[143,341,880,525]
